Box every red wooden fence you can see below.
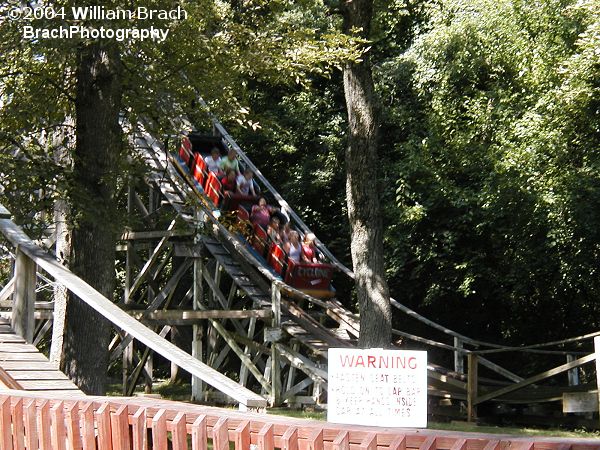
[0,391,598,450]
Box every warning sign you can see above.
[327,348,427,428]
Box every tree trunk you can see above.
[342,0,392,348]
[62,42,122,395]
[49,120,73,368]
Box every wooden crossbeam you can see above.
[128,309,271,324]
[475,353,596,405]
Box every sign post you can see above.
[327,348,427,428]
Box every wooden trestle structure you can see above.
[0,106,600,428]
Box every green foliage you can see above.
[376,0,600,344]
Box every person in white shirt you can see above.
[236,169,256,196]
[204,147,222,174]
[285,231,302,262]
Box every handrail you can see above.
[0,204,266,409]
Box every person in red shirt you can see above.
[301,233,319,263]
[220,169,237,193]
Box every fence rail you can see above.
[1,390,599,450]
[0,203,266,409]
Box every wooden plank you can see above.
[12,248,36,342]
[151,409,168,450]
[482,440,501,450]
[359,433,377,450]
[0,343,42,353]
[594,336,600,428]
[0,396,12,450]
[212,417,229,450]
[18,380,80,390]
[281,427,298,450]
[0,216,266,407]
[24,400,38,450]
[129,309,271,323]
[7,371,70,381]
[419,437,436,450]
[234,420,250,450]
[131,407,146,450]
[0,366,23,389]
[171,412,188,450]
[467,354,478,422]
[38,400,52,450]
[476,353,596,405]
[110,404,130,450]
[191,415,207,450]
[0,335,27,343]
[306,428,323,450]
[562,392,599,413]
[128,220,176,300]
[257,423,274,450]
[81,403,96,450]
[450,439,467,450]
[389,436,407,450]
[0,362,57,370]
[11,398,25,450]
[332,432,350,450]
[0,278,14,304]
[95,403,113,450]
[0,352,48,361]
[121,229,193,241]
[65,402,82,450]
[50,402,67,450]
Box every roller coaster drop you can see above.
[122,101,600,424]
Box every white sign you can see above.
[327,348,427,428]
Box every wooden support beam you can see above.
[595,336,600,428]
[192,253,204,401]
[239,315,257,388]
[0,278,14,303]
[12,248,36,342]
[475,353,596,405]
[128,309,271,323]
[0,213,266,407]
[467,353,478,422]
[454,338,464,374]
[127,220,176,302]
[121,229,193,241]
[111,259,192,361]
[270,281,282,406]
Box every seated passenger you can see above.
[237,169,256,196]
[205,147,222,175]
[284,230,301,262]
[279,222,291,244]
[250,196,277,228]
[267,216,282,244]
[220,168,237,193]
[219,148,241,175]
[301,233,319,263]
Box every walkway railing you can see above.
[2,390,599,450]
[0,204,266,410]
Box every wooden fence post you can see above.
[595,336,600,427]
[467,353,478,422]
[192,250,205,402]
[454,338,464,374]
[12,247,36,342]
[270,281,282,406]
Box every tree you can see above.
[1,0,361,391]
[61,41,122,394]
[341,0,392,347]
